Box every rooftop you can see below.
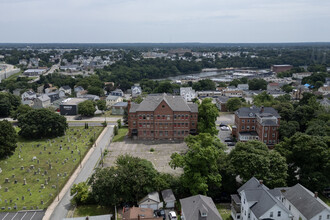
[61,98,87,105]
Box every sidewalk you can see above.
[42,125,112,220]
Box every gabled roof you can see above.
[282,184,330,219]
[131,93,198,113]
[60,85,71,90]
[235,106,280,118]
[180,195,222,220]
[122,207,155,220]
[138,191,160,205]
[238,177,269,193]
[106,95,121,101]
[161,189,176,202]
[37,94,50,102]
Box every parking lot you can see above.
[216,113,235,152]
[104,140,188,176]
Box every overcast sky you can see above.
[0,0,329,43]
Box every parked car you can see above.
[168,211,177,219]
[226,142,236,146]
[74,115,83,120]
[224,137,233,142]
[220,126,230,131]
[154,210,165,219]
[219,123,227,127]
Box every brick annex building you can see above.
[128,93,198,140]
[232,106,280,146]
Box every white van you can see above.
[168,211,177,219]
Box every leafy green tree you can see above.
[0,120,18,159]
[96,100,106,111]
[229,79,241,87]
[274,102,294,121]
[226,98,242,112]
[170,134,225,195]
[10,104,32,120]
[276,133,330,191]
[0,92,20,117]
[279,121,300,140]
[192,79,216,91]
[89,155,161,206]
[18,109,68,139]
[133,96,143,104]
[198,98,219,136]
[117,119,122,129]
[78,100,96,117]
[154,81,174,93]
[114,125,118,135]
[282,84,294,93]
[253,92,278,107]
[305,119,330,136]
[70,182,93,205]
[88,86,104,96]
[228,141,288,188]
[248,78,267,90]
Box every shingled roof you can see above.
[235,106,280,118]
[129,93,198,113]
[282,184,330,219]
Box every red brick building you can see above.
[271,64,293,73]
[232,106,280,146]
[128,93,198,140]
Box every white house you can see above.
[231,177,292,220]
[318,86,330,96]
[161,189,176,209]
[281,184,330,220]
[131,85,142,97]
[106,95,123,108]
[21,90,37,101]
[237,84,249,91]
[180,87,196,102]
[59,85,72,95]
[33,94,51,109]
[138,191,162,211]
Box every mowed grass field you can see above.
[0,126,103,211]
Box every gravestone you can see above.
[12,174,15,178]
[14,180,17,184]
[5,187,8,192]
[5,178,9,183]
[30,165,34,170]
[48,176,51,182]
[52,185,56,189]
[45,179,48,185]
[30,192,32,196]
[40,184,45,189]
[22,196,24,200]
[23,178,27,185]
[20,166,24,170]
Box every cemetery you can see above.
[0,126,103,211]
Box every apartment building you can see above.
[128,93,198,140]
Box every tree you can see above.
[305,119,330,137]
[0,120,18,159]
[282,84,294,93]
[117,119,122,129]
[253,92,278,107]
[88,86,104,96]
[78,100,96,117]
[114,125,118,135]
[133,96,143,104]
[226,98,242,112]
[96,100,107,111]
[70,182,93,205]
[89,155,162,206]
[170,134,225,195]
[18,109,68,139]
[198,98,219,136]
[10,104,32,120]
[248,78,267,90]
[276,133,330,191]
[279,121,300,140]
[192,79,216,91]
[0,92,20,117]
[228,141,288,188]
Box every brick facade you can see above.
[128,94,198,140]
[233,106,280,146]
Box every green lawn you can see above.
[0,126,103,211]
[73,205,111,217]
[113,127,128,142]
[216,204,232,220]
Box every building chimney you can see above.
[259,180,263,185]
[127,100,131,112]
[314,192,318,198]
[260,106,264,113]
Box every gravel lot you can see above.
[104,140,188,176]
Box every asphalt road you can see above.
[68,122,117,127]
[49,126,114,220]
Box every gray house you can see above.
[138,191,161,211]
[180,194,222,220]
[111,102,127,115]
[33,94,51,109]
[161,189,176,209]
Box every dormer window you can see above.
[201,212,207,217]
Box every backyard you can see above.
[0,126,103,211]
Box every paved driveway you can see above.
[104,140,188,176]
[216,113,235,152]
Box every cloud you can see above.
[0,0,329,43]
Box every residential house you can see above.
[59,85,72,96]
[237,84,249,91]
[131,85,142,98]
[74,86,85,94]
[281,184,330,220]
[232,106,280,146]
[127,93,198,140]
[198,91,222,98]
[267,91,286,98]
[292,72,313,80]
[21,90,37,102]
[216,96,230,112]
[267,83,281,91]
[231,177,292,220]
[111,102,128,115]
[180,194,222,220]
[318,86,330,96]
[47,92,60,103]
[180,87,196,102]
[111,89,124,97]
[79,94,100,101]
[122,207,158,220]
[45,86,58,94]
[106,95,123,108]
[222,89,243,98]
[161,189,176,209]
[33,94,51,109]
[138,191,162,211]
